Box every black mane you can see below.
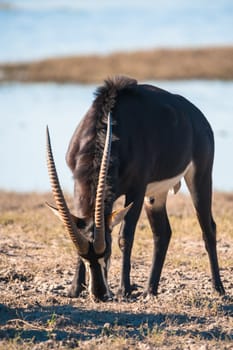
[66,76,137,217]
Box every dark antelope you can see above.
[46,76,225,301]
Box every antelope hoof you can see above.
[117,286,131,298]
[214,282,225,296]
[143,288,158,299]
[117,283,138,298]
[68,284,85,298]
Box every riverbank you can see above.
[0,46,232,84]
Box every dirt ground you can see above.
[0,190,232,349]
[0,46,233,83]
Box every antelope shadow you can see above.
[0,302,232,343]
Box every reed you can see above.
[0,46,233,83]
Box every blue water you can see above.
[0,81,232,192]
[0,0,232,62]
[0,1,232,192]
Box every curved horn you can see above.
[46,126,89,256]
[93,113,112,254]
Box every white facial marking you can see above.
[82,258,92,295]
[98,257,111,297]
[82,257,110,299]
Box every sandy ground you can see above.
[0,191,232,349]
[0,46,233,83]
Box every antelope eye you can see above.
[76,218,87,229]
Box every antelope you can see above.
[46,75,225,301]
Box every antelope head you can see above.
[46,114,131,301]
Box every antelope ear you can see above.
[108,203,133,229]
[45,202,79,225]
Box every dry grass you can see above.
[0,190,233,349]
[0,47,233,84]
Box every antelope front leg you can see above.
[144,193,171,296]
[68,255,86,297]
[118,192,145,297]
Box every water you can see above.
[0,1,232,192]
[0,0,232,62]
[0,81,232,193]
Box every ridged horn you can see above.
[93,113,112,254]
[46,126,89,256]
